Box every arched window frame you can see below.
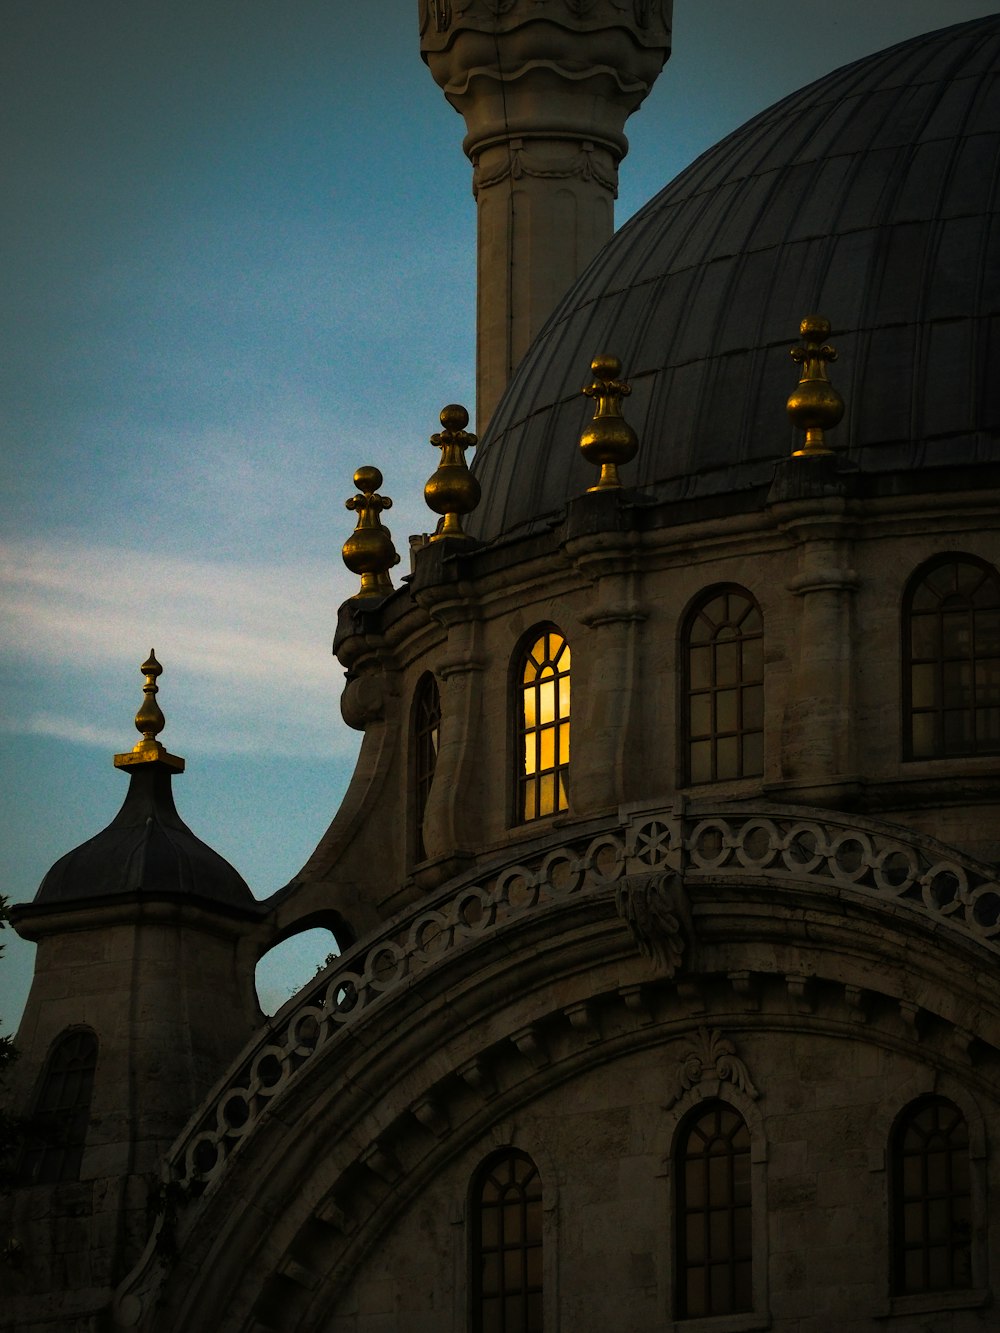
[18,1027,98,1186]
[875,1083,989,1317]
[660,1083,769,1330]
[411,671,441,862]
[681,585,764,786]
[889,1095,973,1298]
[469,1147,545,1333]
[512,624,571,825]
[902,554,1000,761]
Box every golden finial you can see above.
[579,354,638,490]
[424,404,480,541]
[787,315,845,456]
[114,650,185,772]
[343,465,400,598]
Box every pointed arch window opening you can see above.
[684,588,764,784]
[413,673,441,861]
[891,1096,972,1296]
[18,1028,98,1185]
[472,1148,544,1333]
[905,557,1000,760]
[517,628,570,823]
[676,1100,753,1319]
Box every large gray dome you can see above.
[470,14,1000,541]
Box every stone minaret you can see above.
[421,0,672,435]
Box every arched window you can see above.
[683,587,763,784]
[412,672,441,860]
[904,556,1000,759]
[891,1096,971,1295]
[18,1028,98,1185]
[516,627,570,823]
[676,1100,752,1318]
[472,1148,543,1333]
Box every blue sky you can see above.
[3,0,998,1024]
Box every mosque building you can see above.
[3,4,1000,1330]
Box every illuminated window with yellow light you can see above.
[517,627,570,822]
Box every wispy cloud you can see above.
[1,537,361,760]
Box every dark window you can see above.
[684,588,763,784]
[904,557,1000,759]
[516,628,570,823]
[891,1096,972,1295]
[413,672,441,860]
[18,1028,98,1185]
[473,1148,543,1333]
[677,1101,752,1318]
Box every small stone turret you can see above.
[4,656,264,1324]
[421,0,671,433]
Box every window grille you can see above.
[472,1149,543,1333]
[677,1101,753,1318]
[516,628,570,822]
[904,557,1000,759]
[684,588,763,784]
[891,1096,972,1295]
[18,1028,98,1185]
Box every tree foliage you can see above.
[0,894,22,1186]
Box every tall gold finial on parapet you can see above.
[114,650,185,772]
[787,315,845,456]
[424,404,480,541]
[579,355,638,490]
[343,466,400,598]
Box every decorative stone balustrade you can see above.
[166,804,1000,1195]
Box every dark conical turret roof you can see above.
[34,762,257,911]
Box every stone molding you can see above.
[663,1026,759,1109]
[420,0,671,44]
[171,804,999,1189]
[111,801,1000,1327]
[473,140,618,196]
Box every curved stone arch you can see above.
[128,943,1000,1333]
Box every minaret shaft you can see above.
[421,1,672,435]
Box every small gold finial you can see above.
[787,315,845,456]
[114,650,185,772]
[579,354,639,490]
[342,466,400,598]
[424,404,480,541]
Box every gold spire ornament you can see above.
[114,650,185,772]
[787,315,845,456]
[579,354,638,490]
[424,403,481,541]
[342,465,400,598]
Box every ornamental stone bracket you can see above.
[663,1027,759,1109]
[615,869,689,976]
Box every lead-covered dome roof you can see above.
[470,15,1000,540]
[34,764,259,913]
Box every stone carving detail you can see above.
[615,870,686,975]
[421,0,663,34]
[474,143,619,197]
[664,1027,759,1109]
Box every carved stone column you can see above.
[563,508,646,815]
[420,0,671,433]
[768,462,860,800]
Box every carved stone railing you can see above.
[163,803,1000,1199]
